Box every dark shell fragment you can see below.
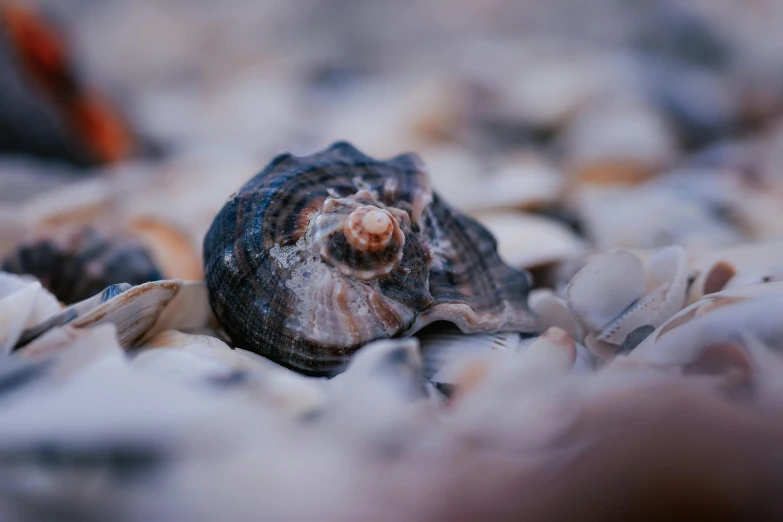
[1,225,163,304]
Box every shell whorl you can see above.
[345,206,397,251]
[312,190,406,280]
[204,142,538,375]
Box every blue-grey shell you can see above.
[204,142,538,375]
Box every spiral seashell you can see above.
[204,142,538,375]
[1,225,163,304]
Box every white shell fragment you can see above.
[686,240,783,304]
[474,212,585,269]
[143,281,215,340]
[0,274,61,355]
[529,289,583,342]
[0,283,40,356]
[564,97,679,174]
[631,282,783,367]
[132,330,328,417]
[14,279,204,355]
[16,324,126,380]
[563,246,689,359]
[417,323,522,381]
[70,280,182,347]
[596,245,688,344]
[517,327,577,375]
[566,249,646,333]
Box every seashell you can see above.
[231,348,328,417]
[1,225,164,304]
[143,281,215,340]
[324,338,430,450]
[416,322,522,383]
[595,245,688,344]
[126,217,203,281]
[16,323,125,380]
[427,326,579,398]
[15,282,129,348]
[566,249,646,334]
[484,44,631,131]
[0,176,115,258]
[739,333,783,407]
[577,183,744,250]
[442,328,581,451]
[203,142,537,375]
[528,289,583,342]
[565,97,679,182]
[686,259,737,304]
[0,273,61,355]
[477,153,565,211]
[17,280,182,355]
[572,342,595,373]
[418,145,485,212]
[427,150,565,214]
[0,353,269,464]
[686,240,783,304]
[631,282,783,367]
[328,338,427,403]
[134,329,328,417]
[132,341,235,383]
[583,332,620,361]
[472,211,585,271]
[0,281,43,356]
[515,327,577,375]
[618,324,656,355]
[140,329,232,352]
[67,280,182,348]
[0,272,61,326]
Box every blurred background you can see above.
[3,0,783,290]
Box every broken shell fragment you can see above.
[14,282,130,348]
[203,142,538,375]
[566,249,646,333]
[564,246,689,360]
[631,282,783,367]
[686,240,783,304]
[0,273,61,355]
[529,289,583,342]
[416,322,522,382]
[595,245,688,344]
[16,280,183,353]
[516,327,577,375]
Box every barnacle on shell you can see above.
[204,142,538,375]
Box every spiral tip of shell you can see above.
[345,206,396,252]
